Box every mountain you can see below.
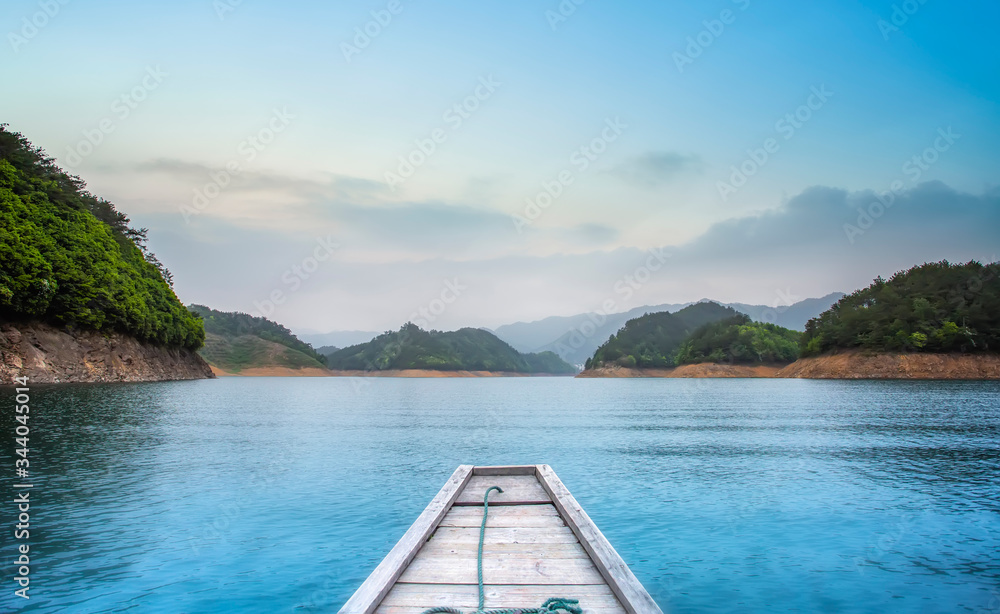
[189,305,327,374]
[325,323,576,374]
[802,261,1000,355]
[298,330,381,349]
[491,303,691,353]
[0,125,204,349]
[586,302,741,369]
[315,345,341,360]
[493,295,843,367]
[674,314,801,365]
[726,292,846,331]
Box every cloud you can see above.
[135,158,387,203]
[141,172,998,333]
[609,151,702,187]
[683,181,999,259]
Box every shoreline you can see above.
[577,351,1000,380]
[577,363,784,378]
[210,366,575,378]
[1,322,214,384]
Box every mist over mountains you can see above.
[298,293,844,367]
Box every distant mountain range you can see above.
[299,330,384,350]
[297,293,844,368]
[494,293,844,367]
[324,323,576,374]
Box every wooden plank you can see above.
[420,539,590,560]
[338,465,475,614]
[376,606,625,614]
[455,475,551,505]
[535,465,663,614]
[378,583,626,614]
[397,555,608,585]
[428,526,582,545]
[382,582,622,604]
[438,505,566,528]
[473,465,537,476]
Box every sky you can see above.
[2,0,998,333]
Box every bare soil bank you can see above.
[211,366,333,377]
[578,364,783,378]
[0,322,214,384]
[212,367,572,378]
[578,351,1000,379]
[774,350,1000,379]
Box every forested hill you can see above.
[801,261,1000,355]
[326,323,577,374]
[586,302,739,369]
[674,314,801,365]
[188,305,328,373]
[0,126,203,349]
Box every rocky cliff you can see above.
[0,322,214,384]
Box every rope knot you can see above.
[539,598,582,614]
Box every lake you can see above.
[1,377,998,613]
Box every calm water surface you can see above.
[1,378,998,613]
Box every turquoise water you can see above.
[1,377,998,613]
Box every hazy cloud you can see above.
[610,151,702,187]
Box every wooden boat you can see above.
[339,464,663,614]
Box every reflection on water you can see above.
[1,378,998,613]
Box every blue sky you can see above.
[2,0,997,332]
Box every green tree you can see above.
[0,126,203,349]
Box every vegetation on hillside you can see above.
[315,345,341,360]
[674,314,801,365]
[198,334,326,373]
[0,126,203,349]
[188,305,327,369]
[586,302,739,369]
[326,323,576,373]
[801,261,1000,356]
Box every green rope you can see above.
[420,486,582,614]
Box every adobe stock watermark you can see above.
[757,287,803,325]
[852,513,917,575]
[877,0,930,41]
[63,66,167,168]
[383,75,501,191]
[511,116,627,233]
[213,0,246,21]
[7,0,71,54]
[673,0,751,73]
[252,235,340,318]
[341,0,407,62]
[545,0,588,31]
[408,278,467,329]
[350,278,468,393]
[843,126,960,244]
[179,107,295,222]
[717,84,833,201]
[550,248,670,362]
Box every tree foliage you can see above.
[587,302,740,369]
[800,261,1000,355]
[674,314,801,365]
[326,322,577,373]
[188,304,327,365]
[0,126,203,349]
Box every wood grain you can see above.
[337,465,474,614]
[454,475,552,505]
[535,465,663,614]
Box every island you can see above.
[325,322,577,376]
